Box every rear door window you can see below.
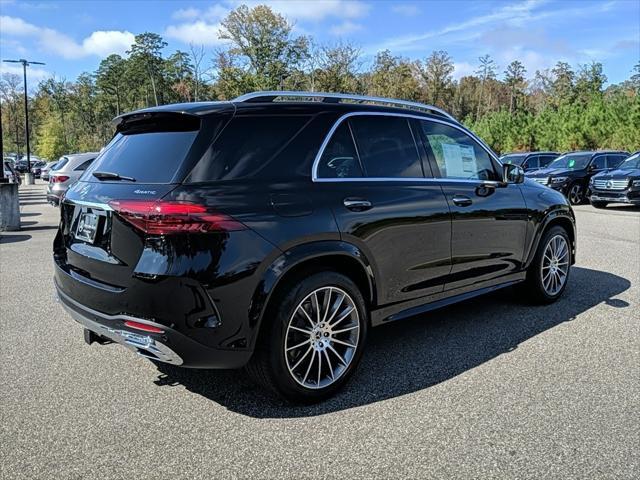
[348,116,423,178]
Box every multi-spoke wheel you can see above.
[568,183,583,205]
[284,287,360,389]
[540,235,569,296]
[246,271,367,403]
[521,225,572,304]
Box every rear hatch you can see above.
[54,107,234,297]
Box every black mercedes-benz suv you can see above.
[526,150,628,205]
[54,91,576,402]
[589,151,640,208]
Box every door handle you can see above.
[343,197,372,211]
[452,195,473,207]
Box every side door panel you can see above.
[417,119,529,290]
[439,181,528,289]
[315,114,452,306]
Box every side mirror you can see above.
[503,163,525,184]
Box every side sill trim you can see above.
[371,274,526,326]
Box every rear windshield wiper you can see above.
[92,171,136,182]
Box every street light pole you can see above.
[2,58,45,182]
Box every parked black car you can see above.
[30,160,47,178]
[589,151,640,207]
[53,91,576,402]
[526,150,628,205]
[499,151,559,172]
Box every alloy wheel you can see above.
[540,234,569,296]
[569,184,582,205]
[284,286,360,390]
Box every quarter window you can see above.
[74,159,95,171]
[317,122,363,179]
[420,121,497,180]
[348,116,423,178]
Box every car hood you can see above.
[592,168,640,180]
[526,168,580,178]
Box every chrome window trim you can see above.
[311,111,502,183]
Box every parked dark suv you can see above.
[53,91,576,402]
[526,151,628,205]
[589,151,640,207]
[500,151,559,172]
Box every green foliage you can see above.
[1,4,638,160]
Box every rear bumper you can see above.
[55,280,253,369]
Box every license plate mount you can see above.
[75,212,99,243]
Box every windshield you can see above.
[616,153,640,170]
[500,154,527,165]
[547,153,591,170]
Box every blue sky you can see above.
[1,0,638,89]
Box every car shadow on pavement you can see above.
[152,266,630,417]
[0,234,32,244]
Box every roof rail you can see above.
[232,91,458,122]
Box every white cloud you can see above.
[329,21,363,36]
[230,0,370,21]
[452,62,475,80]
[82,31,135,57]
[165,21,226,46]
[391,4,420,16]
[172,7,201,20]
[0,62,51,87]
[172,4,228,21]
[0,15,134,59]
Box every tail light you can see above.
[51,175,69,183]
[108,200,246,234]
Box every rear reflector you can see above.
[51,175,69,183]
[108,200,246,234]
[124,320,164,334]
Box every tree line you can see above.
[1,4,638,161]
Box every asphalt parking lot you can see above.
[1,182,639,479]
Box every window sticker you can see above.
[441,143,477,178]
[568,158,575,168]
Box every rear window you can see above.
[186,115,312,182]
[53,158,69,171]
[81,112,209,183]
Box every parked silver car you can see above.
[40,161,58,181]
[47,153,99,205]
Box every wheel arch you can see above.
[247,241,377,350]
[525,210,576,268]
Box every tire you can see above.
[591,201,608,209]
[521,225,572,304]
[567,182,584,205]
[246,271,368,403]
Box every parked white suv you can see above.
[47,153,99,205]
